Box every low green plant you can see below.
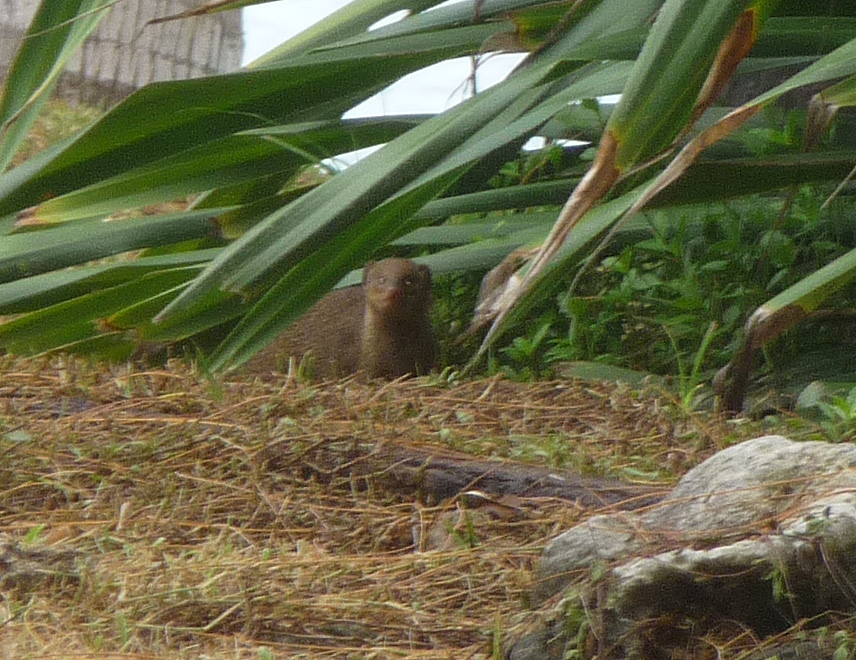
[670,320,718,413]
[115,612,132,648]
[23,524,46,545]
[449,510,480,549]
[560,592,593,660]
[833,629,856,660]
[491,615,504,660]
[257,647,276,660]
[496,315,557,380]
[469,188,856,401]
[765,564,793,605]
[813,385,856,442]
[431,270,484,369]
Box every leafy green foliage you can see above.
[483,183,856,393]
[430,269,483,368]
[3,0,856,389]
[814,386,856,441]
[796,382,856,442]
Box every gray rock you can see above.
[516,436,856,660]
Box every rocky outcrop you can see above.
[512,436,856,659]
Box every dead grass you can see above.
[0,356,765,659]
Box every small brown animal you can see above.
[243,258,437,379]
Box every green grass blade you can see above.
[0,47,465,218]
[0,250,219,314]
[608,0,756,168]
[758,247,856,317]
[28,118,426,223]
[0,268,202,353]
[158,58,572,319]
[0,0,113,171]
[0,209,224,282]
[250,0,448,66]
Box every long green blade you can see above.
[0,0,113,171]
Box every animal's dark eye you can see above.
[403,277,415,286]
[374,276,387,285]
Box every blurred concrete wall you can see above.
[0,0,244,105]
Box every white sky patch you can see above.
[369,9,409,30]
[242,0,524,119]
[242,0,346,64]
[344,53,525,118]
[243,1,575,167]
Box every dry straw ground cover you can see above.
[0,356,746,659]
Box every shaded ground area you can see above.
[0,357,760,658]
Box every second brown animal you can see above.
[243,258,437,380]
